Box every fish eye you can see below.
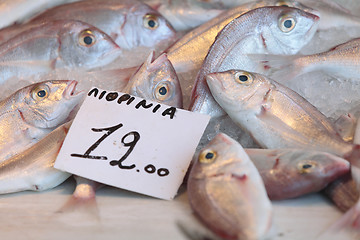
[143,14,159,30]
[79,30,96,47]
[154,82,171,101]
[199,149,217,164]
[276,1,291,7]
[234,71,254,86]
[31,84,50,101]
[278,15,296,32]
[297,161,317,174]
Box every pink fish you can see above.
[188,133,273,239]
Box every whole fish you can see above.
[189,6,319,117]
[167,1,317,74]
[264,38,360,82]
[206,69,355,156]
[143,0,225,31]
[0,80,83,163]
[0,20,121,98]
[25,0,176,52]
[0,121,72,194]
[188,133,273,240]
[246,148,350,200]
[122,52,183,108]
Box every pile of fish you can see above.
[3,0,360,239]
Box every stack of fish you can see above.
[3,0,360,239]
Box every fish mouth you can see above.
[63,80,83,99]
[208,172,247,181]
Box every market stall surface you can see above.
[0,178,357,240]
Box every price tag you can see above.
[55,88,210,200]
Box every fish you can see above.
[245,148,350,200]
[0,121,72,194]
[206,69,356,156]
[188,6,319,118]
[24,0,177,52]
[0,20,121,98]
[166,0,317,82]
[187,133,273,240]
[143,0,225,31]
[262,38,360,82]
[122,52,183,108]
[0,80,84,163]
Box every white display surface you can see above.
[0,178,357,240]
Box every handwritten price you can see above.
[71,123,170,177]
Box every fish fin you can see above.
[56,176,102,220]
[248,54,302,82]
[334,113,357,143]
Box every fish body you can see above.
[188,6,319,118]
[188,133,273,240]
[246,148,350,200]
[0,121,72,194]
[0,80,83,163]
[0,20,121,93]
[25,0,176,52]
[206,69,353,156]
[123,52,183,108]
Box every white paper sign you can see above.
[55,88,210,200]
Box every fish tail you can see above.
[56,176,101,219]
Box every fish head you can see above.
[125,52,183,108]
[19,80,84,129]
[262,6,319,55]
[190,133,251,180]
[206,70,271,114]
[288,152,350,183]
[121,3,177,51]
[58,21,122,70]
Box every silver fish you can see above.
[188,133,273,240]
[26,0,177,52]
[246,148,350,200]
[206,69,354,156]
[189,6,319,118]
[0,121,72,194]
[167,1,317,74]
[0,20,121,93]
[0,80,83,163]
[122,52,183,108]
